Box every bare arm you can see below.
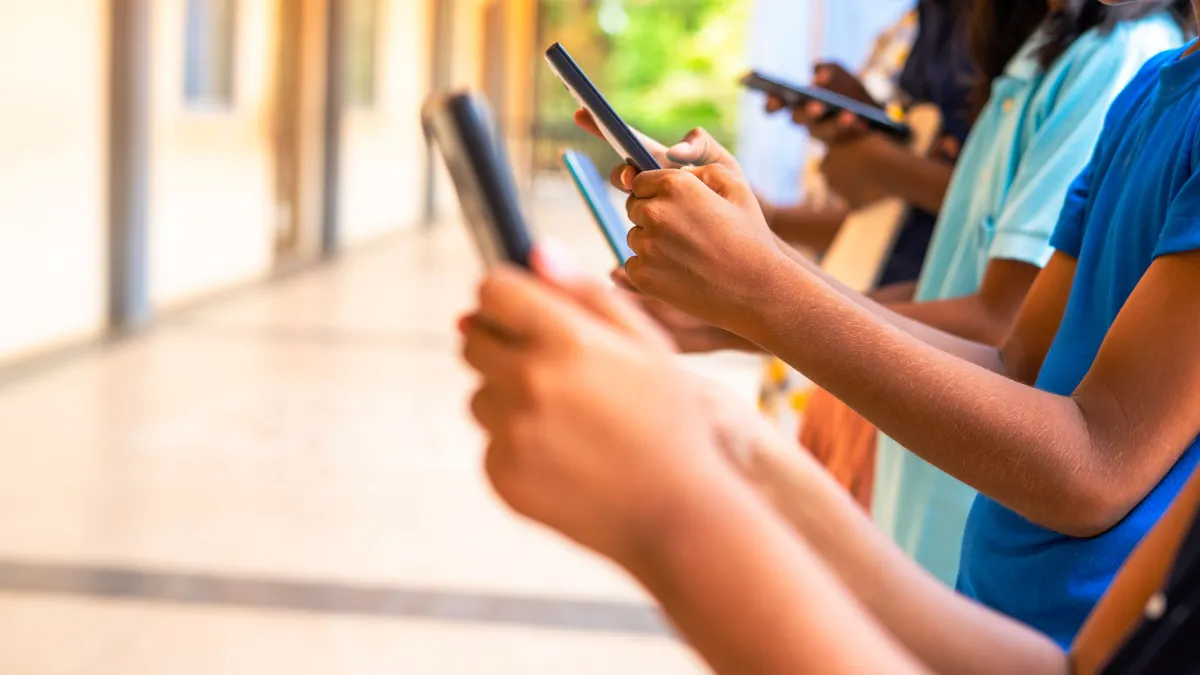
[623,468,928,675]
[773,235,1006,373]
[713,406,1066,675]
[888,259,1042,347]
[764,199,850,254]
[732,250,1200,536]
[822,134,954,213]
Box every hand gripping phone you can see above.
[545,43,661,172]
[740,70,912,142]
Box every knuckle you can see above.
[661,171,686,190]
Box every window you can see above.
[183,0,238,106]
[344,0,380,108]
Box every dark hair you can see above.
[967,0,1194,116]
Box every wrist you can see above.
[724,251,812,342]
[612,454,747,573]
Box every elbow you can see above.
[1034,478,1139,539]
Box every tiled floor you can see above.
[0,184,760,674]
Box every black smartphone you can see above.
[561,149,634,264]
[422,92,533,269]
[544,43,661,172]
[740,70,912,142]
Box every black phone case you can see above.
[422,92,533,268]
[545,43,661,172]
[741,71,912,141]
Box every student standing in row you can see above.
[576,0,1200,647]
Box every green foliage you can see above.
[537,0,748,165]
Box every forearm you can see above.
[623,470,925,675]
[889,294,1014,347]
[773,238,1004,372]
[866,141,953,214]
[733,256,1111,535]
[734,433,1066,675]
[767,201,849,254]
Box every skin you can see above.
[765,67,955,212]
[463,249,925,675]
[457,2,1200,672]
[578,111,1037,354]
[620,157,1200,537]
[757,61,951,251]
[761,197,850,254]
[571,0,1199,533]
[461,247,1200,674]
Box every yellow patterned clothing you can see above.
[860,10,919,111]
[758,357,811,437]
[759,9,919,431]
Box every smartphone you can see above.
[422,92,533,268]
[544,43,661,172]
[561,149,634,264]
[740,70,912,142]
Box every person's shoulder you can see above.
[1048,29,1183,120]
[1057,15,1184,80]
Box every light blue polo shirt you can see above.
[872,15,1184,586]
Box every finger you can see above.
[529,242,669,346]
[765,95,784,113]
[610,266,638,292]
[609,163,635,192]
[626,224,648,256]
[624,254,648,292]
[574,108,603,139]
[476,266,578,345]
[666,128,731,168]
[682,163,750,204]
[806,117,845,144]
[469,384,509,434]
[813,64,832,86]
[461,317,524,381]
[550,267,673,348]
[629,168,685,199]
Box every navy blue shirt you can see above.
[880,0,976,285]
[960,43,1200,648]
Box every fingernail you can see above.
[665,142,694,164]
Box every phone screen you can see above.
[561,149,634,264]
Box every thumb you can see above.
[531,243,675,350]
[666,128,735,170]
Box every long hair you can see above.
[966,0,1195,116]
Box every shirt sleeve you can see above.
[989,41,1139,268]
[1157,132,1200,258]
[1048,164,1093,259]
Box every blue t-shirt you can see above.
[959,43,1200,648]
[874,15,1182,588]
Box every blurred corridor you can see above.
[0,183,760,673]
[0,0,826,671]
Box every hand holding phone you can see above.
[741,70,910,142]
[545,43,661,172]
